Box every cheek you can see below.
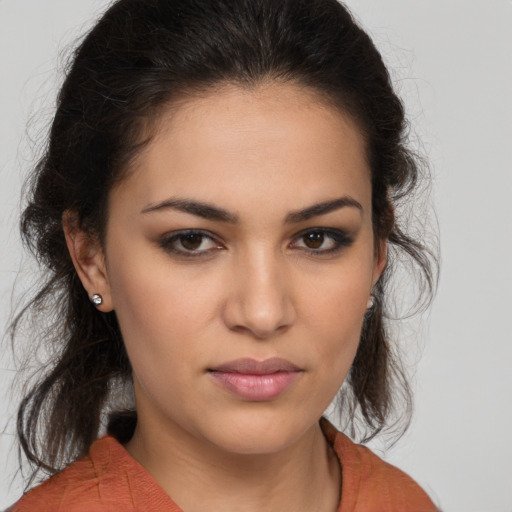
[297,258,372,380]
[110,268,214,354]
[301,261,371,332]
[105,250,243,411]
[108,267,213,417]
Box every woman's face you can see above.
[97,83,385,454]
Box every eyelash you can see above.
[158,228,354,258]
[290,228,354,255]
[159,230,222,258]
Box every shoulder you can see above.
[321,419,438,512]
[8,436,175,512]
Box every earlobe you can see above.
[62,211,113,312]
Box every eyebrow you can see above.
[141,195,362,223]
[285,196,363,223]
[141,198,238,223]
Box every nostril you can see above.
[223,299,296,340]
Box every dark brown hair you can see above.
[13,0,437,483]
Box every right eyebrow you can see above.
[140,198,239,223]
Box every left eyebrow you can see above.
[285,196,363,224]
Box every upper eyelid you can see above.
[293,226,347,236]
[292,226,352,240]
[162,229,219,241]
[159,230,223,251]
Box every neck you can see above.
[126,419,341,512]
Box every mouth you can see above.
[208,358,303,401]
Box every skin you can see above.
[65,82,386,512]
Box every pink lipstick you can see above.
[208,358,302,401]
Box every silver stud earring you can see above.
[91,294,103,307]
[367,294,376,310]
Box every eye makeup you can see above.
[158,229,224,258]
[158,226,354,260]
[290,227,354,256]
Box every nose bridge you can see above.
[225,244,295,338]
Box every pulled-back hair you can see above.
[14,0,437,482]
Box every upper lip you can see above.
[209,358,301,375]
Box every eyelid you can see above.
[289,227,354,253]
[159,229,225,257]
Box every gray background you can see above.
[1,1,511,510]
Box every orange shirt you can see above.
[10,421,437,512]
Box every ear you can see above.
[372,238,388,287]
[63,211,113,312]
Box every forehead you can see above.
[113,82,371,218]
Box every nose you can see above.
[222,250,296,339]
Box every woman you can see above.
[9,0,438,510]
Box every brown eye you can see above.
[159,230,223,257]
[303,232,325,249]
[291,228,354,254]
[180,233,204,250]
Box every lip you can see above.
[208,358,302,401]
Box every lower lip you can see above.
[209,371,300,401]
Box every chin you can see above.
[212,430,303,456]
[199,407,318,456]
